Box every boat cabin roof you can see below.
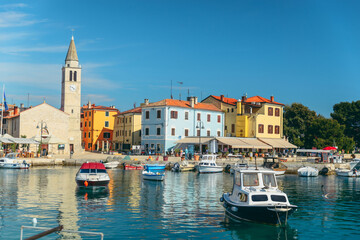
[233,168,278,189]
[80,162,106,170]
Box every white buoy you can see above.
[32,217,37,227]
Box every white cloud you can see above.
[0,45,67,54]
[0,11,44,28]
[0,62,61,89]
[0,3,27,9]
[0,32,29,41]
[0,62,120,93]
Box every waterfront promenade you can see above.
[24,151,359,174]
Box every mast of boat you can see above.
[255,156,258,170]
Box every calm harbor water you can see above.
[0,167,359,239]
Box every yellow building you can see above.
[81,102,119,151]
[236,95,284,138]
[113,107,142,152]
[201,95,238,137]
[202,95,284,139]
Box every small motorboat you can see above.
[262,157,287,175]
[172,161,195,172]
[336,160,360,177]
[142,170,165,181]
[220,167,297,225]
[75,162,110,187]
[0,153,30,169]
[124,163,143,170]
[142,164,166,181]
[104,161,119,169]
[225,160,249,174]
[144,164,166,172]
[197,155,223,173]
[297,166,319,177]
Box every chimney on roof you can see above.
[88,101,91,108]
[20,103,24,110]
[187,97,195,108]
[14,106,19,115]
[241,95,246,102]
[270,96,274,102]
[187,96,198,107]
[144,99,149,105]
[220,95,224,101]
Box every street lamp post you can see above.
[36,120,47,157]
[196,121,204,156]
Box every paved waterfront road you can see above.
[0,167,359,239]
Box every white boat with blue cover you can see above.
[142,170,165,181]
[144,164,166,171]
[220,167,297,225]
[142,164,166,181]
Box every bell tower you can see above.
[61,36,82,153]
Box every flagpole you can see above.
[0,84,4,151]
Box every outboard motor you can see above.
[225,164,231,173]
[172,162,180,172]
[319,167,329,175]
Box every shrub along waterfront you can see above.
[284,101,359,152]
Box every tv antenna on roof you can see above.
[178,81,183,100]
[170,80,173,99]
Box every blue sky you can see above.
[0,1,359,117]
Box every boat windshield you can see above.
[243,173,259,187]
[263,173,276,188]
[5,153,17,159]
[79,169,106,174]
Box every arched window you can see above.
[74,71,77,81]
[70,71,73,81]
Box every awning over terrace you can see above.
[258,138,297,149]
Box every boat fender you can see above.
[231,207,238,212]
[225,164,231,173]
[84,181,88,187]
[220,197,224,202]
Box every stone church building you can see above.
[3,37,82,155]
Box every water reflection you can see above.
[75,186,110,200]
[222,214,298,240]
[3,168,360,239]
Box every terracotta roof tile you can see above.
[144,99,222,112]
[117,107,142,115]
[82,105,119,111]
[210,95,238,105]
[245,96,284,106]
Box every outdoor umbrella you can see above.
[323,146,337,150]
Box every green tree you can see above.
[305,117,355,152]
[331,101,360,147]
[283,103,317,147]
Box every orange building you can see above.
[81,102,119,151]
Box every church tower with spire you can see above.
[61,36,82,153]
